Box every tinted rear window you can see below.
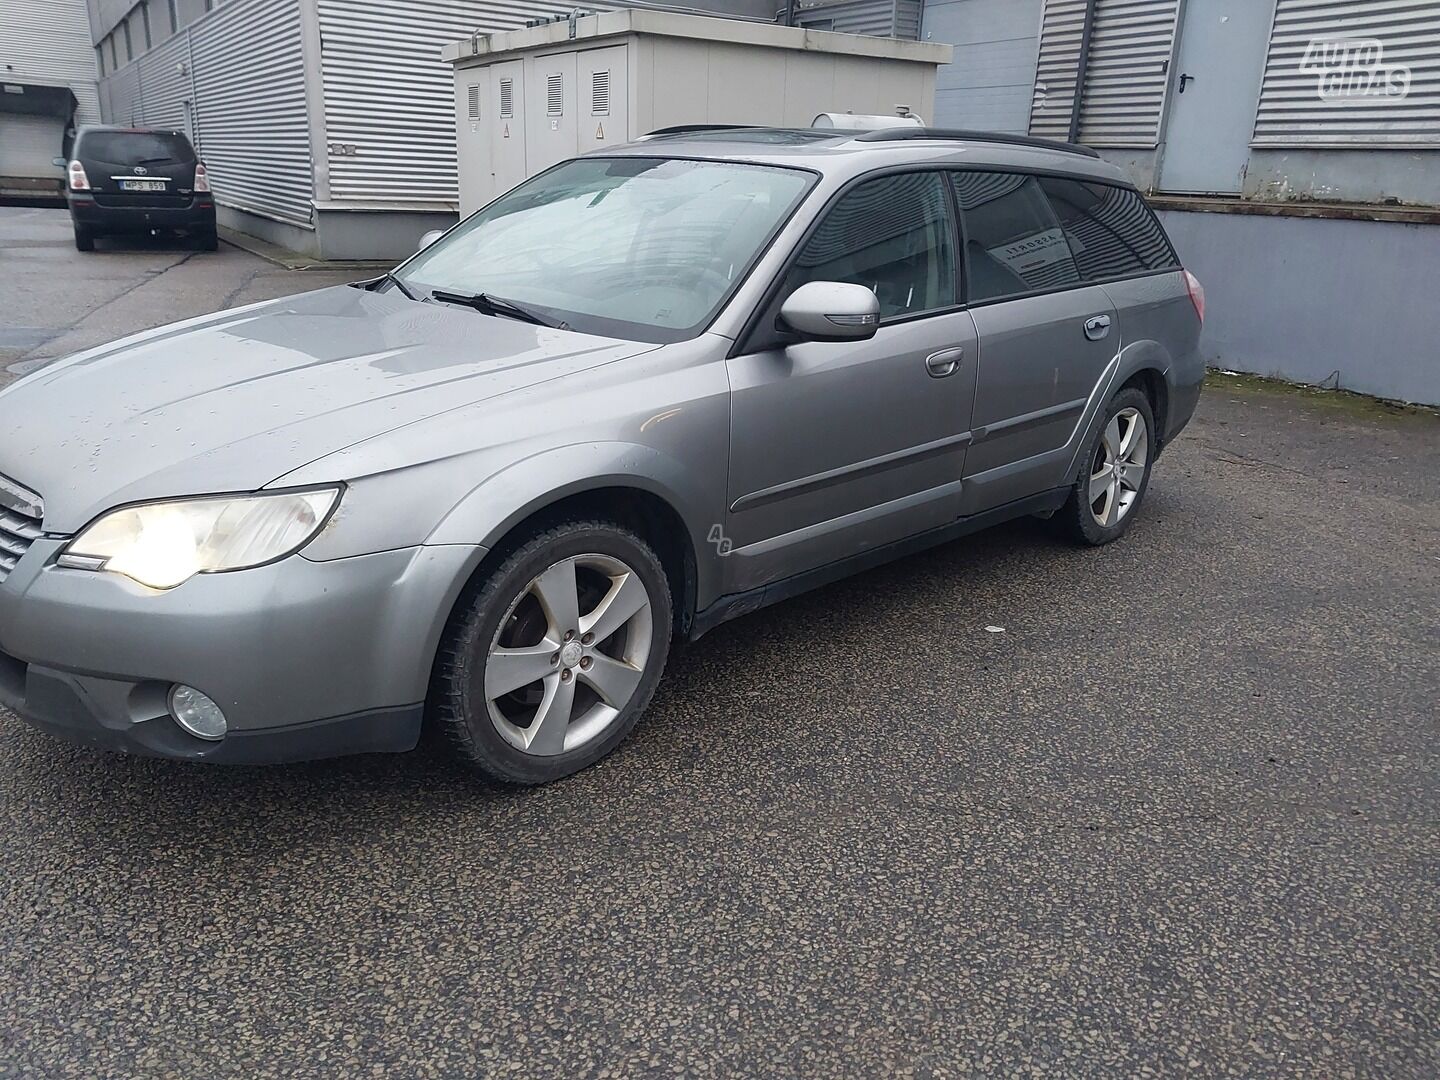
[80,131,195,165]
[1038,177,1178,280]
[952,171,1082,302]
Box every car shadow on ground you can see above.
[82,232,215,254]
[0,506,1167,853]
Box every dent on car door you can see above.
[722,170,978,595]
[954,171,1120,517]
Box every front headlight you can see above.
[60,487,341,590]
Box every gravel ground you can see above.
[1,207,1437,1078]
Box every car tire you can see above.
[74,225,95,252]
[1055,386,1156,546]
[196,227,219,252]
[431,519,673,785]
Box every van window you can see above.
[786,171,957,320]
[952,172,1081,303]
[79,131,195,165]
[1038,177,1178,281]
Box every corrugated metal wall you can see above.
[1253,0,1440,146]
[922,0,1043,134]
[317,0,615,206]
[1074,0,1176,146]
[97,0,314,227]
[781,0,922,39]
[1027,0,1085,139]
[0,0,102,122]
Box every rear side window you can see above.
[1038,177,1177,280]
[79,131,195,165]
[786,171,957,320]
[951,171,1081,303]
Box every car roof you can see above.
[600,126,1131,186]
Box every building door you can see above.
[1157,0,1275,195]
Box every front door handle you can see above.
[1083,314,1112,341]
[925,346,965,378]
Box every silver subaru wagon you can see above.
[0,127,1204,784]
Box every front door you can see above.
[724,171,978,594]
[1157,0,1276,195]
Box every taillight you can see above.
[67,160,90,190]
[1183,269,1205,324]
[194,162,211,193]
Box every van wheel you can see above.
[74,225,95,252]
[431,520,672,785]
[1055,386,1155,546]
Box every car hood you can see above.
[0,285,655,533]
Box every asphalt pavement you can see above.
[1,207,1437,1078]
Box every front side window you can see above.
[396,157,814,343]
[785,171,956,320]
[1038,177,1178,281]
[952,171,1081,303]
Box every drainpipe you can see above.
[783,0,798,26]
[1068,0,1098,144]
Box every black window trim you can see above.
[946,164,1182,309]
[731,162,972,358]
[733,162,1182,355]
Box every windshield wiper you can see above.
[429,289,566,329]
[384,271,422,302]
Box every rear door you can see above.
[953,170,1118,515]
[77,130,198,208]
[724,170,978,593]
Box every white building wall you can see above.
[0,0,102,124]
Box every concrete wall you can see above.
[920,0,1039,133]
[1159,209,1439,405]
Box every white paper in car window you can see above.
[985,227,1073,279]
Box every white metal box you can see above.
[444,9,952,212]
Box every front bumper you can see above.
[0,540,480,763]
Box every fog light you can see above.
[169,684,227,741]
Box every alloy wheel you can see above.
[484,553,653,757]
[1089,407,1148,528]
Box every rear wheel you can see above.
[73,224,94,252]
[431,520,672,785]
[195,226,218,252]
[1055,386,1155,546]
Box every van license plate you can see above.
[120,180,166,192]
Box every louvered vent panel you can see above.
[1076,0,1179,148]
[467,83,480,120]
[499,77,514,118]
[591,69,610,116]
[1253,0,1440,146]
[547,73,564,116]
[1029,0,1088,139]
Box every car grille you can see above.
[0,475,43,584]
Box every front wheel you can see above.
[431,520,672,785]
[1055,386,1155,546]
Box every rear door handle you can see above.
[925,346,965,378]
[1083,314,1112,341]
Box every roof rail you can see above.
[639,124,760,140]
[854,127,1101,159]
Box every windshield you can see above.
[80,131,195,165]
[396,157,814,342]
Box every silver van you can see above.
[0,127,1204,783]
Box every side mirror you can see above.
[53,157,68,168]
[417,229,445,252]
[779,281,880,342]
